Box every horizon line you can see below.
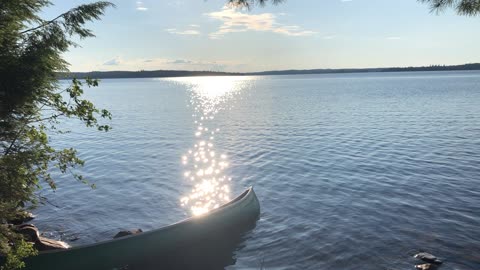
[65,62,480,75]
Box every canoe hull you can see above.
[24,187,260,270]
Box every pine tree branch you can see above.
[19,13,67,35]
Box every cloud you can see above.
[205,7,316,39]
[169,59,193,64]
[136,1,148,11]
[323,35,336,40]
[92,57,240,72]
[387,36,401,40]
[103,58,121,66]
[166,28,201,35]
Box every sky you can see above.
[43,0,480,72]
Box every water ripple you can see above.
[33,72,480,270]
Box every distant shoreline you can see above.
[58,63,480,80]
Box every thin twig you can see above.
[20,13,67,35]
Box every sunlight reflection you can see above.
[170,76,253,216]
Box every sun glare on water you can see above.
[171,76,254,216]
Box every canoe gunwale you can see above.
[37,186,257,255]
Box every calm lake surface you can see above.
[35,71,480,269]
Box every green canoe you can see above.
[24,187,260,270]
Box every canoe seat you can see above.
[113,229,143,239]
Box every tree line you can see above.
[60,63,480,80]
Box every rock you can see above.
[37,236,69,250]
[414,252,442,265]
[16,224,69,251]
[113,229,143,239]
[9,212,35,225]
[415,263,436,270]
[16,224,40,242]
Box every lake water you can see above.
[35,71,480,269]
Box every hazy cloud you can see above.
[93,57,240,72]
[323,35,336,40]
[136,1,148,11]
[169,59,193,64]
[166,28,201,35]
[103,58,121,66]
[206,7,316,39]
[387,36,401,40]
